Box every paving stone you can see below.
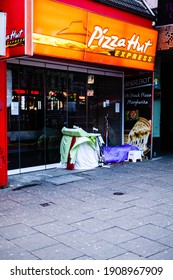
[166,224,173,230]
[108,252,144,260]
[0,215,20,228]
[0,223,37,240]
[3,155,173,260]
[54,230,101,251]
[151,204,173,216]
[0,237,19,250]
[119,237,168,258]
[73,255,94,260]
[105,215,148,230]
[32,243,83,260]
[56,187,93,201]
[84,208,125,221]
[113,206,157,219]
[0,247,38,260]
[0,199,21,211]
[81,197,133,213]
[44,175,84,185]
[130,224,173,241]
[94,227,138,245]
[15,213,57,227]
[50,209,91,224]
[139,213,173,228]
[33,221,75,237]
[129,197,164,208]
[77,240,126,260]
[12,233,58,251]
[147,248,173,260]
[157,234,173,247]
[71,218,112,234]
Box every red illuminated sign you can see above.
[0,0,32,58]
[33,0,158,71]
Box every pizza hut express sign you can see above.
[6,28,24,48]
[88,26,154,63]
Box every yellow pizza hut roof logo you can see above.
[87,26,153,54]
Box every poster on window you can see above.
[124,73,153,157]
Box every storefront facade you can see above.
[153,0,173,155]
[0,0,157,183]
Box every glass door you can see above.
[45,69,68,164]
[87,74,123,146]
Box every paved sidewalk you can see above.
[1,156,173,260]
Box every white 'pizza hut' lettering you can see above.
[87,26,153,53]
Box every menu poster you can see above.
[124,73,153,157]
[11,102,19,116]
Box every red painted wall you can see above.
[0,61,7,187]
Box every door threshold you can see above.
[8,163,59,175]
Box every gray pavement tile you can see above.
[33,221,75,237]
[11,232,58,251]
[119,237,169,258]
[125,182,156,191]
[0,237,18,250]
[166,224,173,231]
[155,174,173,185]
[54,186,93,201]
[32,243,83,260]
[1,204,57,227]
[0,215,20,228]
[139,213,173,228]
[94,227,138,245]
[84,208,126,221]
[112,194,143,203]
[105,216,148,230]
[4,189,40,201]
[71,218,113,234]
[129,197,164,208]
[76,240,126,260]
[151,204,173,216]
[157,234,173,247]
[81,197,133,213]
[130,224,173,241]
[147,248,173,260]
[0,189,12,201]
[77,180,111,191]
[50,209,91,224]
[11,194,51,206]
[0,223,37,240]
[0,246,38,260]
[54,230,100,250]
[144,190,173,201]
[112,206,157,219]
[146,179,173,189]
[44,175,84,186]
[73,255,94,260]
[0,199,21,211]
[14,213,56,227]
[49,195,85,210]
[89,185,146,200]
[0,237,39,260]
[108,252,144,260]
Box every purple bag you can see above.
[103,144,139,164]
